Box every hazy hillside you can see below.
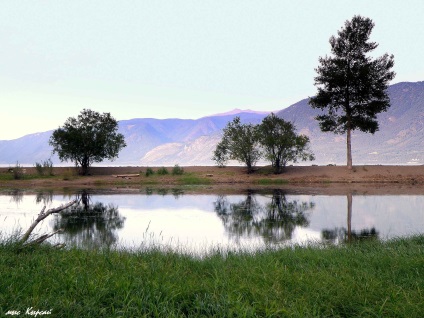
[276,81,424,165]
[0,131,58,165]
[0,112,267,166]
[1,81,423,166]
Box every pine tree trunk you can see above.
[346,127,353,170]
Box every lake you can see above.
[1,189,424,254]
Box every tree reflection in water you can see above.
[35,190,53,206]
[214,190,314,244]
[8,189,24,205]
[52,191,126,248]
[322,227,379,243]
[322,193,379,243]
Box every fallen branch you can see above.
[113,174,140,178]
[20,199,78,244]
[24,229,64,246]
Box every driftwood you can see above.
[20,199,78,245]
[113,174,140,178]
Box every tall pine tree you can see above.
[309,16,395,169]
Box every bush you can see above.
[11,162,24,180]
[145,168,154,177]
[35,162,44,175]
[157,167,169,175]
[172,164,184,175]
[34,159,54,176]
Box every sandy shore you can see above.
[2,165,424,195]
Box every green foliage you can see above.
[172,164,184,175]
[309,15,395,169]
[1,236,423,317]
[11,162,24,180]
[258,113,315,173]
[49,109,126,175]
[34,162,43,175]
[214,115,314,174]
[178,174,211,185]
[34,158,54,176]
[212,142,228,168]
[145,167,154,177]
[212,117,261,173]
[157,167,169,175]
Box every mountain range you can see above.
[1,81,424,166]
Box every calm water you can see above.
[1,189,424,254]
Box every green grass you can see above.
[0,173,56,181]
[177,174,212,185]
[1,236,423,317]
[139,172,212,185]
[0,173,13,181]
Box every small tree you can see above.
[49,109,126,175]
[309,15,395,169]
[213,117,261,173]
[258,113,314,173]
[172,164,184,175]
[34,159,54,176]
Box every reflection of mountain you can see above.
[53,192,125,248]
[214,190,314,244]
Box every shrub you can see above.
[35,162,44,175]
[34,159,54,176]
[157,167,169,175]
[172,164,184,175]
[145,168,154,177]
[43,159,54,176]
[11,162,24,180]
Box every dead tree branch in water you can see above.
[20,199,78,245]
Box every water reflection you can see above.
[322,193,379,243]
[214,190,314,244]
[145,187,184,198]
[35,190,53,206]
[52,191,126,248]
[1,189,423,254]
[7,189,24,205]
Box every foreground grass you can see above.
[1,236,423,317]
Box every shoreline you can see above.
[1,165,424,195]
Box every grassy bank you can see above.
[1,236,423,317]
[3,165,424,191]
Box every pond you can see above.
[1,189,424,254]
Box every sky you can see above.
[1,1,423,140]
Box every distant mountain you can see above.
[1,82,424,166]
[276,81,424,165]
[0,131,56,165]
[0,111,267,166]
[207,108,271,117]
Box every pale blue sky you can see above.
[1,1,423,140]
